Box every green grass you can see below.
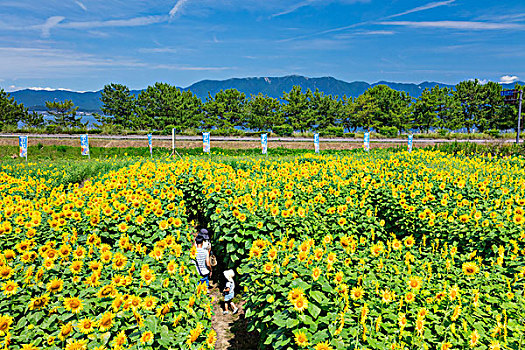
[0,144,376,162]
[4,142,523,189]
[0,158,142,187]
[426,141,525,156]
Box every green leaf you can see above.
[310,290,328,305]
[308,302,321,320]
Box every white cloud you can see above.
[270,0,316,18]
[385,0,455,19]
[476,13,525,23]
[59,15,167,30]
[333,30,395,39]
[378,21,525,30]
[0,46,233,82]
[23,86,93,92]
[0,46,144,80]
[39,16,65,37]
[279,0,451,41]
[271,0,369,18]
[139,47,178,54]
[500,75,519,84]
[169,0,189,18]
[75,1,87,11]
[356,30,395,35]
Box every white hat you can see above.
[223,269,235,282]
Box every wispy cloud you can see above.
[8,85,94,92]
[469,78,488,85]
[169,0,189,18]
[75,1,87,11]
[0,46,232,82]
[378,21,525,30]
[476,13,525,23]
[280,0,452,41]
[385,0,455,19]
[500,75,519,84]
[139,47,178,54]
[278,22,365,42]
[334,30,395,39]
[270,0,316,18]
[355,30,395,35]
[270,0,370,19]
[150,64,231,71]
[39,16,65,37]
[59,15,167,30]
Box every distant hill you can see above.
[6,75,523,112]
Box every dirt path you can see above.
[209,281,260,350]
[0,137,444,150]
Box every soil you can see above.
[209,280,260,350]
[0,137,440,150]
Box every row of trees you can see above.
[1,80,523,134]
[0,91,81,129]
[0,90,44,129]
[98,80,523,134]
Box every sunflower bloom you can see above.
[294,331,309,347]
[293,295,308,313]
[98,311,114,332]
[350,286,365,301]
[63,297,83,313]
[2,281,18,297]
[140,331,154,345]
[206,330,217,349]
[469,329,480,347]
[76,318,95,334]
[0,315,13,336]
[462,262,479,276]
[314,341,333,350]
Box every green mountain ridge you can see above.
[5,75,522,112]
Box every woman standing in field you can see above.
[194,235,212,288]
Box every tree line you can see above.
[0,80,523,136]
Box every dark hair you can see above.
[195,235,204,244]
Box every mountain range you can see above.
[6,75,524,112]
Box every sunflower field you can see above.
[1,149,525,349]
[0,160,215,349]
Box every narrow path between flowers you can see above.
[209,280,260,350]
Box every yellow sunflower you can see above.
[58,322,73,341]
[63,297,83,313]
[294,331,309,347]
[350,286,364,301]
[142,296,158,311]
[46,278,64,294]
[76,318,96,334]
[140,331,154,345]
[206,330,217,349]
[407,276,423,291]
[98,311,114,332]
[2,280,18,296]
[0,315,13,336]
[293,295,308,313]
[29,294,50,311]
[314,341,333,350]
[462,262,479,276]
[64,339,88,350]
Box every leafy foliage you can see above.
[0,89,29,128]
[45,99,82,128]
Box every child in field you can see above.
[222,269,238,315]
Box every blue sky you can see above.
[0,0,524,91]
